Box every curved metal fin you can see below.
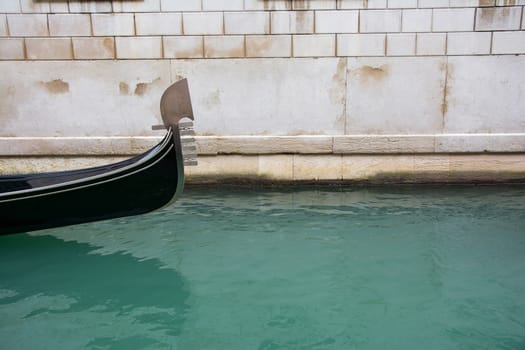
[160,78,194,128]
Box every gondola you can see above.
[0,79,197,235]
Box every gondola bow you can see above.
[0,79,196,235]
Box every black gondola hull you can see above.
[0,131,183,235]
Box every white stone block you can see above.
[195,136,333,154]
[271,11,314,34]
[73,37,115,59]
[0,38,24,59]
[492,31,525,54]
[0,60,171,136]
[224,12,269,35]
[315,10,359,33]
[7,14,48,37]
[202,0,244,11]
[69,1,112,13]
[293,0,337,9]
[366,0,387,8]
[92,14,134,36]
[293,34,336,57]
[183,12,223,35]
[204,36,245,58]
[244,0,291,10]
[432,8,475,32]
[49,14,91,36]
[26,38,73,60]
[49,3,69,13]
[112,0,161,12]
[475,6,522,31]
[116,37,162,59]
[170,58,346,135]
[496,0,525,5]
[416,33,446,55]
[185,155,260,180]
[20,0,50,13]
[337,34,386,56]
[444,56,525,133]
[135,13,182,36]
[435,134,525,153]
[417,0,448,7]
[345,57,447,134]
[246,35,292,57]
[402,9,432,32]
[161,0,201,11]
[447,32,491,55]
[163,36,204,58]
[258,155,294,181]
[337,0,387,9]
[449,0,494,7]
[333,135,435,153]
[387,0,416,8]
[342,155,415,181]
[0,15,7,36]
[386,33,415,56]
[359,10,401,33]
[0,0,20,13]
[294,155,343,180]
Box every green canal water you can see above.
[1,186,525,350]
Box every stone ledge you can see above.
[1,134,524,156]
[186,154,525,184]
[2,154,524,184]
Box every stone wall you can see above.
[1,0,524,183]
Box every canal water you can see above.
[1,186,524,350]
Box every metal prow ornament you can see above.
[152,78,198,167]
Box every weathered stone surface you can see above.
[184,155,259,181]
[435,134,525,153]
[163,36,204,59]
[342,155,414,181]
[246,35,292,57]
[0,61,171,137]
[258,154,294,180]
[2,134,524,156]
[293,155,343,180]
[416,33,446,55]
[346,57,446,134]
[195,136,333,155]
[444,56,525,133]
[171,58,347,136]
[2,154,524,184]
[0,136,160,156]
[333,135,435,153]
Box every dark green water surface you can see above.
[1,186,525,350]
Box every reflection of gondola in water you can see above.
[0,79,197,235]
[0,233,190,344]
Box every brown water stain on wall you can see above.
[39,79,69,94]
[478,6,513,23]
[134,83,149,96]
[356,65,389,85]
[103,38,114,52]
[440,61,453,127]
[263,0,292,10]
[119,82,129,95]
[330,58,347,131]
[293,0,307,9]
[488,0,515,6]
[134,77,161,96]
[294,11,312,32]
